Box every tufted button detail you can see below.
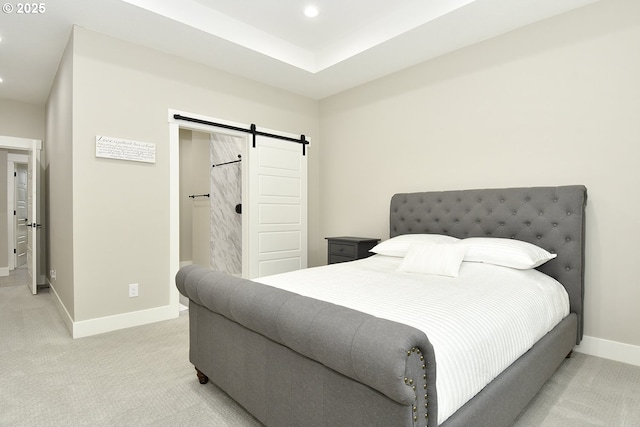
[525,197,531,202]
[537,235,542,239]
[525,221,531,226]
[553,198,558,202]
[553,223,558,227]
[476,220,481,224]
[499,222,505,226]
[565,267,571,271]
[567,211,572,216]
[566,237,571,242]
[500,199,505,203]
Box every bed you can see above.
[176,185,587,427]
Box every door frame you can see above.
[168,110,250,313]
[0,135,42,292]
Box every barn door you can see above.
[247,134,307,278]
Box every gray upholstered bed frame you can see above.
[176,185,587,427]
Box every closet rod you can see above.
[173,114,309,156]
[188,193,210,199]
[213,155,241,168]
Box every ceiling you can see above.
[0,0,598,105]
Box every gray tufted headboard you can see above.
[390,185,587,343]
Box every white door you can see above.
[247,134,307,278]
[27,149,38,294]
[15,164,28,267]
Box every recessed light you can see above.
[304,5,319,18]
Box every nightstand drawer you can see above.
[329,242,356,258]
[325,237,380,265]
[328,254,354,264]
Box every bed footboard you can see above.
[177,265,437,427]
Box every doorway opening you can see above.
[178,129,245,274]
[168,110,308,315]
[0,135,43,295]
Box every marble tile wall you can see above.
[209,134,243,275]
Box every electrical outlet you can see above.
[129,283,139,298]
[50,269,56,280]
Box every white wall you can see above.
[319,0,640,355]
[0,98,45,140]
[178,129,211,265]
[49,26,319,335]
[178,129,194,264]
[46,30,75,319]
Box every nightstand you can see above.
[325,236,380,264]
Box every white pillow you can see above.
[370,234,460,257]
[398,243,467,277]
[458,237,556,269]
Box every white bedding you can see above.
[255,255,570,424]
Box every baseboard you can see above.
[72,304,179,339]
[46,278,640,362]
[48,279,180,339]
[0,267,9,277]
[180,260,193,268]
[49,281,74,336]
[575,335,640,367]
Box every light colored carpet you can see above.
[513,348,640,427]
[2,281,640,427]
[0,266,29,288]
[1,285,261,427]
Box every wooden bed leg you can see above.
[566,350,573,359]
[195,368,209,384]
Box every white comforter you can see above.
[255,255,569,424]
